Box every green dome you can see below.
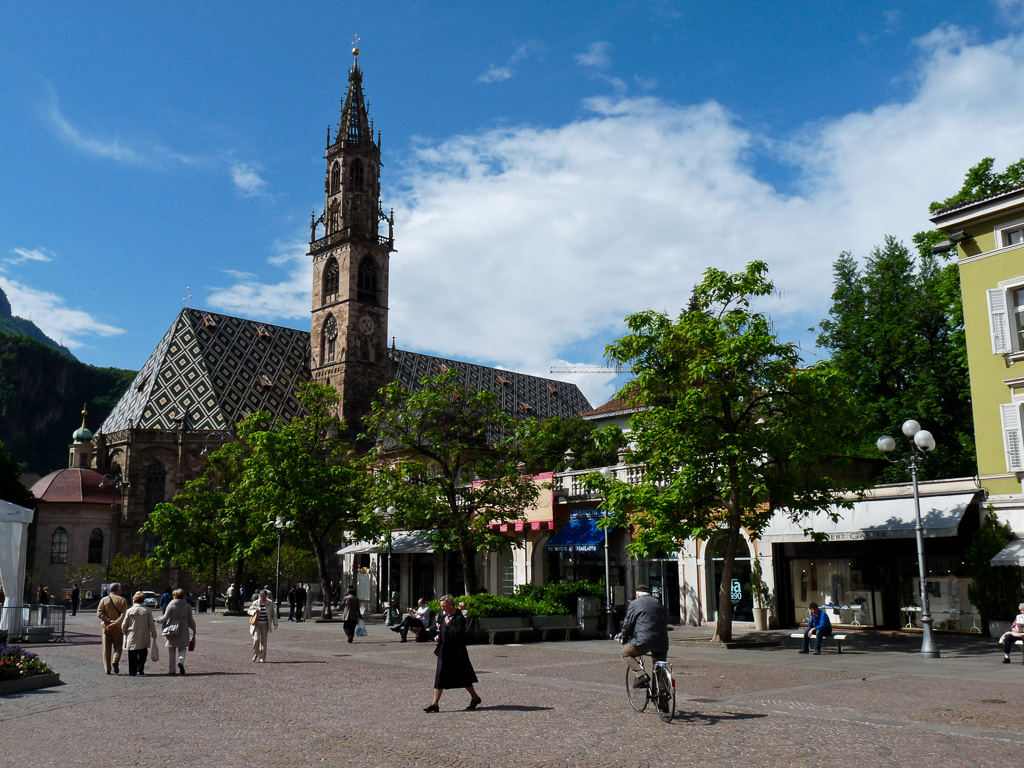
[72,425,93,444]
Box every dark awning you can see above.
[545,517,605,553]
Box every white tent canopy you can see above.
[990,539,1024,567]
[0,498,35,635]
[337,530,435,555]
[759,492,978,543]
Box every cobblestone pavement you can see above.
[2,613,1021,767]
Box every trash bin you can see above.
[198,595,208,614]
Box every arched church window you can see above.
[330,162,341,195]
[323,258,339,297]
[50,527,69,564]
[322,315,338,363]
[88,528,103,564]
[145,462,166,513]
[357,258,378,303]
[350,159,364,190]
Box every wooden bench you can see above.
[477,617,531,644]
[532,615,580,641]
[790,632,849,653]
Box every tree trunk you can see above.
[712,491,743,643]
[460,536,479,595]
[232,558,245,612]
[310,535,333,620]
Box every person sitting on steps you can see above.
[799,602,832,655]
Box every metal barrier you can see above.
[0,604,67,643]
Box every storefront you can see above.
[545,507,626,593]
[761,490,983,631]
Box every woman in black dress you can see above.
[424,594,481,712]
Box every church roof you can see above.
[98,309,591,437]
[31,468,111,504]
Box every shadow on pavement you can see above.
[473,705,554,712]
[672,710,767,725]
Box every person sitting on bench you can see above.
[1000,602,1024,663]
[799,602,832,655]
[391,598,432,642]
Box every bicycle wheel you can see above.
[626,665,648,712]
[654,665,675,723]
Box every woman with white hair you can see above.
[122,591,159,676]
[157,588,196,675]
[1001,602,1024,663]
[248,589,278,662]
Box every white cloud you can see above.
[576,41,612,69]
[8,248,54,265]
[998,0,1024,24]
[211,27,1024,408]
[230,161,270,198]
[207,240,310,320]
[477,41,542,83]
[0,277,124,350]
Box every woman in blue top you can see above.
[799,602,832,654]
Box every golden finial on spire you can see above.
[81,403,88,428]
[352,34,361,59]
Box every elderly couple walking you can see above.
[97,584,196,676]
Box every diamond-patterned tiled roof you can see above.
[99,309,592,436]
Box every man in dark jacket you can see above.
[619,585,669,688]
[295,583,307,621]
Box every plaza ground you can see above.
[1,611,1020,767]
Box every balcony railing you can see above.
[552,463,651,500]
[309,228,394,254]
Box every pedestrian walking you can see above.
[340,587,360,643]
[295,583,307,621]
[122,591,159,676]
[248,589,278,662]
[157,588,196,675]
[423,594,480,713]
[287,586,296,622]
[97,583,128,674]
[70,583,80,616]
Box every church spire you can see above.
[335,41,375,149]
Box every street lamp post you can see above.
[274,516,293,620]
[877,419,940,659]
[98,473,129,574]
[599,467,617,638]
[378,506,397,625]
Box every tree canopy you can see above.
[518,415,621,474]
[0,439,33,508]
[364,369,541,595]
[592,261,858,642]
[817,236,974,480]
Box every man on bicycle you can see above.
[619,585,669,688]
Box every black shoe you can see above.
[178,663,186,675]
[466,697,482,710]
[633,673,650,689]
[113,662,120,675]
[1004,657,1011,664]
[423,704,439,713]
[347,637,353,643]
[390,626,401,633]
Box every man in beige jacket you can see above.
[97,583,128,674]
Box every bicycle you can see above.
[625,655,676,723]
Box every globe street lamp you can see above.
[877,420,940,659]
[377,506,398,625]
[274,516,293,619]
[599,467,617,638]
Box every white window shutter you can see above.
[988,288,1011,354]
[1000,402,1024,472]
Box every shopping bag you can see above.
[356,619,367,637]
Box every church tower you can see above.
[309,46,395,438]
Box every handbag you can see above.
[188,635,196,652]
[250,612,259,626]
[162,622,179,637]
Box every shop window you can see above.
[50,527,69,564]
[88,528,103,564]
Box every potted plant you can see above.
[750,555,772,631]
[966,508,1024,637]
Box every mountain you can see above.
[0,332,135,475]
[0,287,77,360]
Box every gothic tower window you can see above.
[50,527,69,564]
[357,257,378,303]
[323,258,339,297]
[88,528,103,564]
[145,461,166,513]
[322,315,338,363]
[350,159,364,190]
[330,161,341,195]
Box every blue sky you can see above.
[3,2,1024,408]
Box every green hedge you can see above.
[428,581,603,619]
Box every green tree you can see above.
[364,369,542,595]
[0,439,33,507]
[590,262,859,642]
[237,383,377,620]
[108,553,162,596]
[966,509,1024,627]
[519,416,621,474]
[145,441,255,606]
[817,237,974,479]
[64,563,106,592]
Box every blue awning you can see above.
[545,518,605,553]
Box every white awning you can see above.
[759,492,978,544]
[337,530,435,555]
[990,539,1024,566]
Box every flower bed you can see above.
[0,644,53,681]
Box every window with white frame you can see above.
[997,217,1024,248]
[987,281,1024,355]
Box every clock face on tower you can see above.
[324,315,338,340]
[358,315,375,336]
